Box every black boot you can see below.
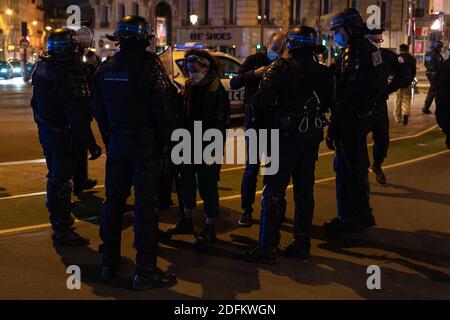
[52,229,90,246]
[371,163,386,185]
[240,246,279,265]
[195,224,217,248]
[74,179,97,196]
[422,107,432,114]
[284,234,311,260]
[167,218,194,235]
[132,264,177,290]
[324,217,361,235]
[361,208,377,228]
[100,248,121,281]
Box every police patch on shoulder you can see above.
[104,71,129,82]
[372,51,383,67]
[398,56,405,63]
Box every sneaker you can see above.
[422,108,432,114]
[239,246,279,265]
[167,218,194,235]
[52,229,90,246]
[132,265,177,290]
[238,213,252,227]
[371,163,387,185]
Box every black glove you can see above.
[88,144,102,160]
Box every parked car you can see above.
[0,61,14,79]
[7,60,24,77]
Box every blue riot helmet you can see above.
[330,8,367,34]
[431,40,444,51]
[47,28,78,55]
[287,26,326,54]
[106,15,154,44]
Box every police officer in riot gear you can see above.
[324,9,389,234]
[423,40,444,114]
[31,28,102,245]
[366,28,412,185]
[230,32,287,227]
[93,15,177,289]
[241,26,333,264]
[435,54,450,150]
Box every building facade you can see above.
[0,0,45,61]
[88,0,450,60]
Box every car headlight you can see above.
[0,68,7,73]
[14,68,21,73]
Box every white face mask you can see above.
[190,72,206,83]
[368,37,381,50]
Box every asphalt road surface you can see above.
[0,78,449,299]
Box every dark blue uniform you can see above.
[424,49,444,112]
[330,38,388,228]
[252,52,333,255]
[93,46,177,266]
[31,53,97,232]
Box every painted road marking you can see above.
[0,149,448,236]
[0,125,439,168]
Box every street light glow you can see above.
[45,26,52,31]
[6,8,13,16]
[190,12,199,26]
[32,21,38,26]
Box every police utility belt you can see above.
[278,91,327,134]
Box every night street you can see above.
[0,80,449,299]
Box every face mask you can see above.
[334,33,347,47]
[368,38,381,50]
[190,72,206,83]
[267,49,280,62]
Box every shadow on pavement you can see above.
[371,183,450,207]
[0,187,11,197]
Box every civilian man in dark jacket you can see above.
[230,32,286,227]
[394,44,417,125]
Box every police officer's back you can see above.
[31,28,101,246]
[242,26,333,264]
[92,15,177,290]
